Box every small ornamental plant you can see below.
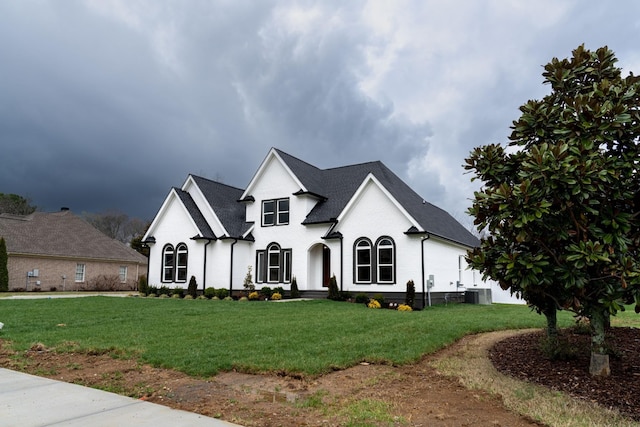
[398,304,413,312]
[271,292,282,300]
[367,299,381,309]
[248,291,260,300]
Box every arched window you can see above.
[175,243,188,282]
[354,238,372,283]
[376,237,395,284]
[162,244,175,282]
[256,242,292,284]
[267,243,281,283]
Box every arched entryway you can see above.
[307,243,331,289]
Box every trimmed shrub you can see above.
[138,274,149,295]
[398,304,413,312]
[171,293,182,299]
[184,294,194,300]
[355,293,369,304]
[172,288,184,298]
[271,292,282,300]
[327,275,340,300]
[187,276,198,299]
[260,286,273,299]
[215,288,229,299]
[273,286,285,297]
[367,299,381,309]
[372,293,385,304]
[405,280,415,308]
[204,287,216,299]
[290,276,300,299]
[248,291,260,300]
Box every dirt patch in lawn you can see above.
[2,329,637,426]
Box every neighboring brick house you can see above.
[0,209,147,291]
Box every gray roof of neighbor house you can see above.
[0,210,148,263]
[182,149,479,248]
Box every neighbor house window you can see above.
[119,266,128,283]
[376,237,395,284]
[256,242,292,284]
[354,238,372,283]
[75,263,85,282]
[175,243,188,282]
[162,244,175,282]
[262,198,289,226]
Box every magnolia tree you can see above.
[465,45,640,376]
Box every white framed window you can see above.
[119,266,128,283]
[256,251,265,283]
[354,238,372,283]
[376,237,395,284]
[282,249,292,283]
[256,243,292,284]
[75,263,85,282]
[176,243,188,282]
[267,243,281,283]
[262,198,289,226]
[162,244,175,282]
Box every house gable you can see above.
[240,148,307,201]
[335,173,421,234]
[144,189,207,243]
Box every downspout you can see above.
[202,238,212,293]
[229,238,238,297]
[421,234,431,308]
[339,236,343,292]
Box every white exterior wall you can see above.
[146,194,203,288]
[336,179,417,293]
[243,157,329,291]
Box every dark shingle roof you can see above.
[274,149,479,248]
[184,150,479,248]
[0,210,148,263]
[174,188,215,239]
[190,175,246,238]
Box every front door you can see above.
[322,245,331,287]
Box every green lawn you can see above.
[0,297,579,377]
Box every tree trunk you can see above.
[543,305,558,340]
[589,309,611,377]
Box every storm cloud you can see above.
[2,1,639,222]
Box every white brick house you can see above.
[143,148,493,307]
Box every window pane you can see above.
[263,201,275,226]
[378,248,392,264]
[278,211,289,224]
[75,264,85,282]
[357,249,370,264]
[256,252,265,283]
[119,266,127,283]
[379,266,393,282]
[357,267,371,282]
[282,250,291,283]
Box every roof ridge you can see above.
[189,174,245,192]
[323,160,382,172]
[274,148,322,171]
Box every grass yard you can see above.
[0,297,578,377]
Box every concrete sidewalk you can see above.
[0,368,241,427]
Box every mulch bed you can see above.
[490,327,640,421]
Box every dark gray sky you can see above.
[2,1,639,222]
